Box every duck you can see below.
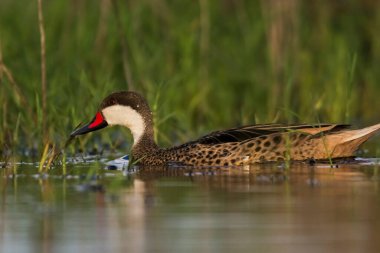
[70,91,380,167]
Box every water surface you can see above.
[1,161,380,253]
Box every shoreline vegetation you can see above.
[1,1,380,162]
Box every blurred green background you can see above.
[1,0,380,155]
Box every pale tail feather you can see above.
[328,123,380,158]
[341,123,380,143]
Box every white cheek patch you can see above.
[102,105,145,145]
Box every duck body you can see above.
[71,91,380,167]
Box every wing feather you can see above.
[196,123,350,145]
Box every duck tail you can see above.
[341,123,380,143]
[329,123,380,157]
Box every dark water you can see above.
[1,161,380,253]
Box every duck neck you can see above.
[131,117,159,161]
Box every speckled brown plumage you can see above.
[71,91,380,167]
[132,124,380,166]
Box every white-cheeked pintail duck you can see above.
[70,91,380,166]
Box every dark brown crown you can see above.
[100,91,152,119]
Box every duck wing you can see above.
[196,123,350,145]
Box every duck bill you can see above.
[70,112,108,137]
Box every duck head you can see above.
[70,91,155,147]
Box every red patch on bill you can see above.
[89,112,105,129]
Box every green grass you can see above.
[1,0,380,159]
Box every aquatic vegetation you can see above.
[0,1,380,159]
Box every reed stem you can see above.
[37,0,47,141]
[111,0,135,90]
